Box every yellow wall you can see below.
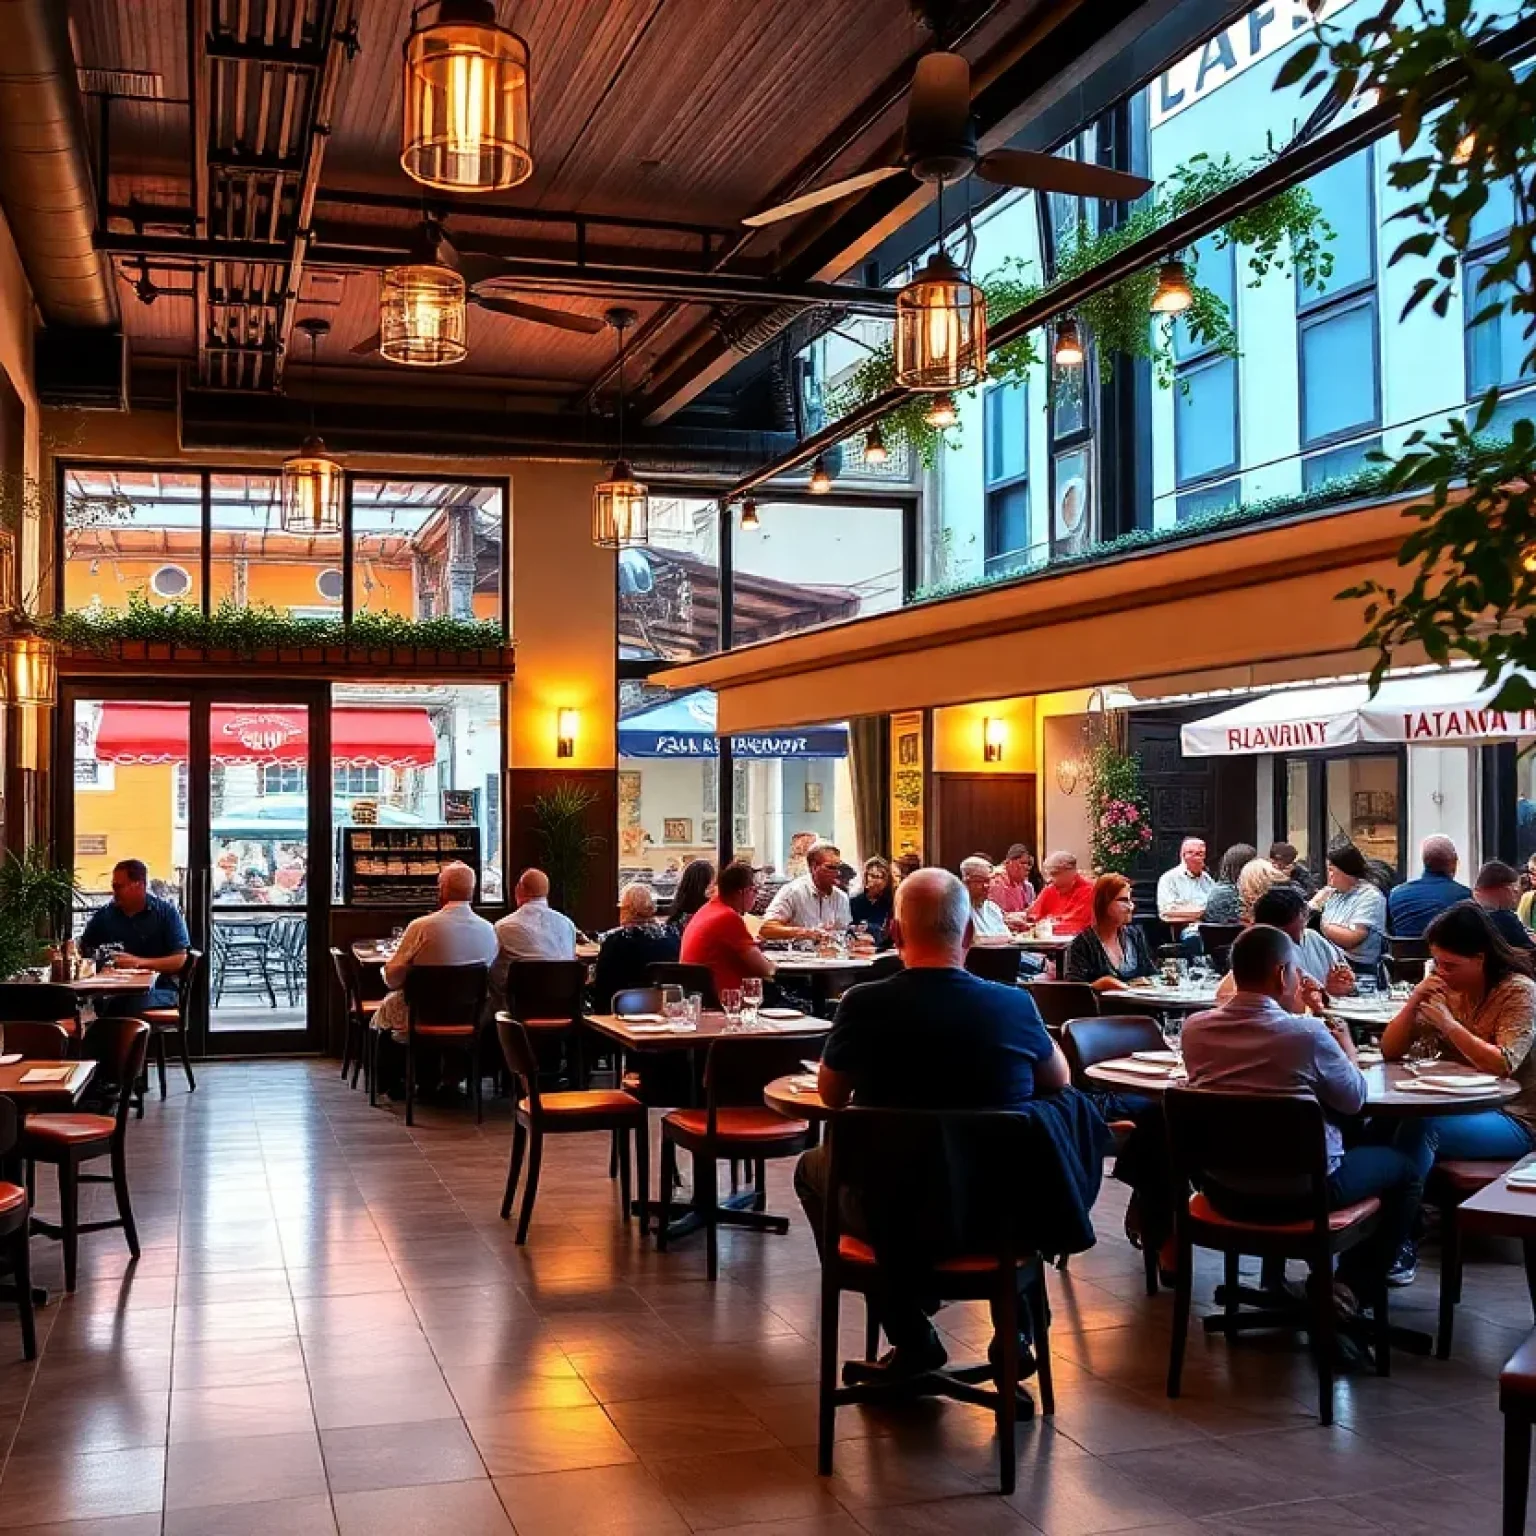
[932,696,1036,775]
[73,763,175,890]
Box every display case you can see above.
[339,825,481,906]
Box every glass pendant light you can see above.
[1149,258,1194,316]
[1053,317,1085,367]
[895,248,987,390]
[281,320,343,535]
[739,499,761,531]
[592,308,649,549]
[380,262,468,366]
[808,455,832,494]
[401,0,532,193]
[862,424,888,466]
[924,392,958,430]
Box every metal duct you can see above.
[0,0,118,328]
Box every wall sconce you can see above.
[556,708,579,759]
[1055,756,1081,796]
[983,717,1006,764]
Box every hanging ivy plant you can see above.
[1084,742,1155,876]
[824,150,1334,466]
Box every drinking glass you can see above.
[1406,1034,1443,1074]
[685,992,703,1029]
[1356,974,1378,1000]
[662,985,687,1027]
[720,988,743,1029]
[1162,1015,1184,1066]
[741,976,764,1027]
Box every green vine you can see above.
[1084,743,1154,877]
[41,594,506,658]
[825,150,1334,465]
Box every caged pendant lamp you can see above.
[894,247,987,390]
[401,0,532,194]
[592,309,649,549]
[379,262,468,366]
[281,320,343,535]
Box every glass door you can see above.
[62,680,331,1056]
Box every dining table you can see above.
[65,968,162,997]
[351,938,600,968]
[768,952,878,1013]
[763,1071,832,1122]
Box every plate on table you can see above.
[1132,1050,1180,1064]
[1419,1073,1501,1090]
[0,1054,19,1066]
[1399,1077,1499,1095]
[788,1074,819,1092]
[760,1008,804,1021]
[1106,1058,1173,1077]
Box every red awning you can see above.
[92,702,438,768]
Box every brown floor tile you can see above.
[320,1418,486,1494]
[309,1365,459,1430]
[163,1429,326,1512]
[493,1463,691,1535]
[168,1379,316,1443]
[645,1447,847,1532]
[0,1446,166,1528]
[607,1392,780,1460]
[0,1519,162,1536]
[442,1359,596,1418]
[333,1479,514,1536]
[468,1404,637,1476]
[162,1493,339,1534]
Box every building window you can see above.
[333,764,383,798]
[316,568,344,602]
[1302,436,1382,490]
[262,764,306,797]
[1297,150,1380,453]
[1174,239,1239,495]
[1175,478,1239,522]
[983,379,1029,568]
[151,564,192,600]
[1466,258,1536,399]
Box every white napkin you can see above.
[1106,1058,1172,1077]
[1399,1078,1496,1096]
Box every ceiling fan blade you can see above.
[976,149,1153,201]
[452,250,514,289]
[350,330,381,356]
[472,293,606,334]
[742,165,905,228]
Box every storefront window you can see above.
[1284,758,1310,865]
[63,468,203,614]
[208,472,342,618]
[1326,754,1401,879]
[330,683,503,903]
[352,479,503,625]
[618,496,720,661]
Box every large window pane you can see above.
[985,379,1027,485]
[985,485,1030,568]
[1467,260,1536,395]
[1471,388,1536,441]
[1303,436,1381,489]
[619,496,720,661]
[1175,478,1238,522]
[63,469,203,615]
[352,479,504,625]
[731,502,903,646]
[1174,355,1237,484]
[1471,177,1518,246]
[1300,300,1378,444]
[208,472,343,619]
[1303,151,1374,298]
[1176,237,1234,361]
[1324,753,1400,878]
[330,682,503,903]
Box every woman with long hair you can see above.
[849,855,895,946]
[1201,843,1258,924]
[1236,857,1285,922]
[668,858,715,932]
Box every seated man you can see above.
[492,868,577,1004]
[797,867,1071,1375]
[679,859,776,1000]
[760,840,852,941]
[1184,925,1426,1305]
[1157,838,1214,932]
[959,856,1010,939]
[1216,884,1355,1000]
[375,862,498,1042]
[1023,850,1095,935]
[79,859,188,1017]
[1388,835,1472,939]
[1474,860,1536,951]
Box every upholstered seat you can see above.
[837,1234,1027,1274]
[0,1183,24,1217]
[412,1022,477,1038]
[662,1107,810,1145]
[520,1089,643,1119]
[1187,1191,1380,1236]
[21,1113,116,1147]
[141,1008,179,1026]
[521,1015,576,1031]
[1434,1159,1513,1194]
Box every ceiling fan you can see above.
[742,49,1153,229]
[350,219,605,357]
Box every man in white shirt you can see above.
[492,868,578,998]
[960,856,1010,939]
[760,840,852,940]
[376,862,498,1039]
[1157,838,1214,927]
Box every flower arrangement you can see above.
[1085,742,1154,875]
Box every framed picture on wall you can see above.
[804,782,823,814]
[663,817,693,844]
[701,816,718,844]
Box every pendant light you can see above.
[740,499,761,531]
[401,0,532,193]
[895,248,987,390]
[380,262,467,366]
[924,392,958,430]
[2,621,56,708]
[1053,317,1084,367]
[592,308,648,549]
[862,424,888,466]
[281,319,343,535]
[1149,257,1194,316]
[808,455,832,494]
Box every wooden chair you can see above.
[964,946,1020,986]
[1027,981,1100,1034]
[0,1021,69,1061]
[0,984,80,1038]
[21,1017,149,1292]
[503,959,588,1089]
[1164,1086,1390,1425]
[0,1098,34,1359]
[140,949,201,1100]
[1502,1329,1536,1535]
[1060,1014,1168,1295]
[402,964,489,1128]
[330,947,380,1091]
[659,1035,812,1279]
[647,961,719,1009]
[1195,923,1244,973]
[495,1014,650,1244]
[815,1107,1055,1496]
[1431,1158,1518,1359]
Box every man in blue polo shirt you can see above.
[1387,835,1471,938]
[79,859,189,1016]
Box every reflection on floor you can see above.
[0,1060,1527,1533]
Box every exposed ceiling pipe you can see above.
[0,0,119,328]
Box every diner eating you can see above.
[1024,850,1095,934]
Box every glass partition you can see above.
[63,469,204,615]
[618,495,720,661]
[209,472,343,618]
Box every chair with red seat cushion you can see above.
[139,949,201,1103]
[330,946,379,1093]
[0,1021,69,1062]
[1164,1086,1391,1425]
[658,1035,813,1280]
[503,959,589,1090]
[403,964,489,1127]
[21,1017,149,1293]
[0,1097,34,1359]
[495,1013,649,1244]
[813,1106,1056,1496]
[1429,1157,1517,1360]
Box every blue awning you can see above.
[618,691,847,759]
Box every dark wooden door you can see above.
[933,773,1038,874]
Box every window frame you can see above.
[1173,241,1240,494]
[1463,245,1536,401]
[982,378,1030,568]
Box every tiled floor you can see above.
[0,1060,1531,1534]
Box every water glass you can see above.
[1162,1015,1184,1066]
[1406,1034,1442,1073]
[741,976,763,1027]
[662,984,687,1026]
[1356,974,1378,1000]
[720,988,743,1029]
[685,992,703,1028]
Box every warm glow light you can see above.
[281,437,344,534]
[1054,318,1085,368]
[592,461,649,548]
[862,425,888,466]
[740,499,761,530]
[380,264,467,366]
[808,455,832,494]
[924,392,958,430]
[983,717,1006,763]
[4,630,55,708]
[1452,131,1478,166]
[1523,545,1536,574]
[401,0,532,193]
[1150,258,1193,316]
[895,251,987,390]
[556,708,579,759]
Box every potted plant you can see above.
[530,782,607,920]
[0,848,78,982]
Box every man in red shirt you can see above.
[680,860,777,999]
[1024,851,1095,935]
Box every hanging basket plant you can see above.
[1085,742,1154,876]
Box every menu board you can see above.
[441,788,479,824]
[890,710,925,861]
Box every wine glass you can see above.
[1162,1014,1184,1067]
[661,984,687,1027]
[741,976,763,1027]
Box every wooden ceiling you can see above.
[65,0,1090,416]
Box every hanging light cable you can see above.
[281,320,343,535]
[592,308,649,548]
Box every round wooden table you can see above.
[1084,1056,1521,1115]
[763,1072,833,1121]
